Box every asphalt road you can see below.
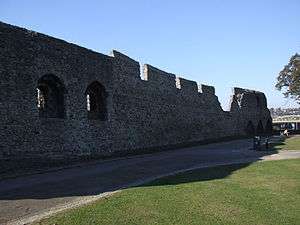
[1,139,300,225]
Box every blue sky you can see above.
[1,0,299,109]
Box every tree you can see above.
[276,53,300,103]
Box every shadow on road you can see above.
[0,140,279,201]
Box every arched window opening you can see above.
[85,81,107,120]
[246,121,255,137]
[265,119,273,136]
[256,120,264,136]
[37,87,46,109]
[37,74,65,118]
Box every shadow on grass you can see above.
[141,136,295,188]
[268,135,296,151]
[141,163,253,187]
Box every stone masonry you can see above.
[0,22,272,173]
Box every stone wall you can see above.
[0,22,271,172]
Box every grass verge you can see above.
[36,159,300,225]
[271,135,300,150]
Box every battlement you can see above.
[175,77,198,94]
[109,49,220,99]
[111,50,141,80]
[0,21,266,104]
[233,87,263,95]
[0,21,262,103]
[230,87,268,111]
[143,64,176,91]
[200,84,215,95]
[110,48,218,97]
[0,21,271,171]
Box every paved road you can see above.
[1,139,300,225]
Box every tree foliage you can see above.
[276,53,300,103]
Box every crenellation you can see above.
[176,77,198,94]
[0,21,272,173]
[233,87,248,95]
[200,84,215,95]
[111,50,141,79]
[143,64,176,92]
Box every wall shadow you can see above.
[140,163,253,187]
[0,139,279,201]
[268,135,291,151]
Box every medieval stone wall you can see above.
[0,22,271,172]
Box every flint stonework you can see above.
[0,22,272,173]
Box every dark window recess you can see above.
[85,81,107,120]
[37,74,65,118]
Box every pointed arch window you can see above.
[37,74,65,118]
[85,81,107,120]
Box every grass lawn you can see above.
[36,159,300,225]
[272,135,300,151]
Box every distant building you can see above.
[270,107,300,118]
[273,115,300,133]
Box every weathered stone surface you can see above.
[0,22,271,172]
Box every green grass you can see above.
[272,135,300,151]
[36,159,300,225]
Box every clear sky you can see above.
[1,0,299,109]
